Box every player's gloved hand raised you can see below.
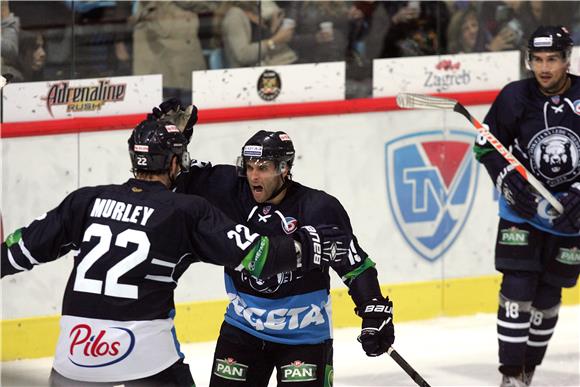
[356,297,395,357]
[496,165,539,219]
[150,98,198,142]
[553,182,580,234]
[294,225,350,271]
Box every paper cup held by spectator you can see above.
[319,21,333,33]
[282,18,296,29]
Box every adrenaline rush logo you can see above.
[42,79,127,117]
[385,130,479,261]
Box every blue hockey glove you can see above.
[356,297,395,356]
[150,98,198,142]
[496,165,539,219]
[294,225,350,271]
[553,183,580,234]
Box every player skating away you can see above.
[1,118,351,387]
[150,100,395,387]
[473,25,580,387]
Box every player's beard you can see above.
[537,70,570,96]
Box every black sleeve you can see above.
[304,192,382,304]
[1,191,82,278]
[474,84,520,181]
[185,196,298,279]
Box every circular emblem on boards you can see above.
[528,126,580,187]
[257,69,281,101]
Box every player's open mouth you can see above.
[252,185,264,193]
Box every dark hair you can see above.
[18,29,46,81]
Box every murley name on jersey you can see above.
[90,198,154,226]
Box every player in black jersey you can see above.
[1,118,351,387]
[150,100,395,387]
[473,26,580,387]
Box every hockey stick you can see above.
[387,347,431,387]
[396,93,563,214]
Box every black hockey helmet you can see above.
[527,25,574,60]
[239,130,295,174]
[128,118,190,173]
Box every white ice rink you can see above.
[2,306,579,387]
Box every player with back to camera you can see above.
[149,100,396,386]
[473,25,580,387]
[1,117,351,387]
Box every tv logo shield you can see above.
[385,130,479,261]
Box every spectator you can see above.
[9,1,73,80]
[1,0,20,80]
[480,1,533,52]
[447,5,490,54]
[220,1,296,68]
[282,1,363,64]
[133,1,214,105]
[18,30,47,82]
[380,1,450,58]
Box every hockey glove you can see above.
[294,225,350,271]
[553,182,580,234]
[496,164,539,219]
[356,297,395,357]
[150,98,198,142]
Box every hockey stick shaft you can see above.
[387,347,431,387]
[397,93,563,214]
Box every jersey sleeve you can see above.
[303,192,382,305]
[1,190,86,278]
[175,161,238,197]
[474,83,521,181]
[184,196,298,279]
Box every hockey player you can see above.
[1,118,352,386]
[473,26,580,387]
[150,100,395,386]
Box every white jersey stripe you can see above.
[7,249,28,271]
[527,339,550,347]
[18,239,40,265]
[498,333,528,343]
[497,320,531,329]
[529,328,555,336]
[151,259,176,268]
[145,275,175,283]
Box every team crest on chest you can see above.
[528,127,580,186]
[281,216,298,234]
[240,270,295,293]
[573,100,580,116]
[385,130,479,261]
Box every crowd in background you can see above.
[1,0,579,101]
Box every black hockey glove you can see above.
[294,225,350,271]
[553,183,580,234]
[150,98,198,142]
[356,297,395,357]
[496,165,539,219]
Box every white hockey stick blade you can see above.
[396,93,457,110]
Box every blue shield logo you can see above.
[385,130,479,261]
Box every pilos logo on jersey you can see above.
[385,130,479,261]
[213,358,248,381]
[556,247,580,265]
[528,127,580,187]
[499,227,529,246]
[67,323,135,367]
[280,361,317,383]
